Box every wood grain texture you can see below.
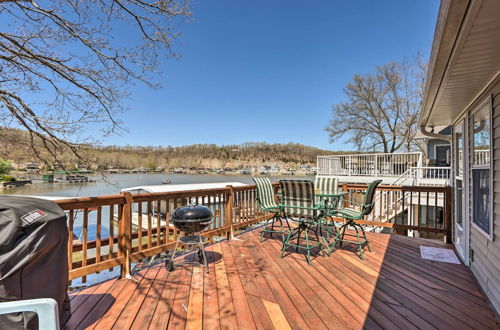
[66,229,499,329]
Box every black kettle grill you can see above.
[165,203,213,273]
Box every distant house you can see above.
[25,163,40,173]
[419,0,500,314]
[415,126,451,166]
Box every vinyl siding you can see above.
[466,78,500,314]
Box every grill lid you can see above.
[171,204,212,222]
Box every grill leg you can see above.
[198,235,209,273]
[166,239,180,272]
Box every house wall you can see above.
[427,139,450,164]
[460,76,500,314]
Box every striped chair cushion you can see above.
[336,207,362,219]
[314,176,338,204]
[252,177,279,212]
[279,179,316,219]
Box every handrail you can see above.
[57,184,273,281]
[58,182,451,282]
[317,152,423,177]
[338,183,452,240]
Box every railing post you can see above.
[226,185,235,240]
[348,156,352,176]
[120,192,133,279]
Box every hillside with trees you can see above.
[0,128,340,171]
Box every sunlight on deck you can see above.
[66,229,498,329]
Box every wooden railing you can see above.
[58,182,451,282]
[338,183,452,240]
[57,185,273,282]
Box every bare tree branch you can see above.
[325,55,427,153]
[0,0,190,168]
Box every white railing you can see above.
[474,150,490,165]
[317,152,423,177]
[412,166,451,186]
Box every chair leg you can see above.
[270,216,276,238]
[304,227,311,265]
[354,225,364,260]
[339,223,348,248]
[314,224,329,257]
[295,226,303,252]
[360,224,371,252]
[281,227,297,258]
[260,217,272,242]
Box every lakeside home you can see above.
[3,1,500,329]
[419,0,500,313]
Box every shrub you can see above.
[0,175,16,182]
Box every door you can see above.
[435,145,450,166]
[454,121,468,263]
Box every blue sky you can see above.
[99,1,439,150]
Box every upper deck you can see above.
[317,152,451,186]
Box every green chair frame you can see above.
[279,179,328,265]
[253,177,290,241]
[330,179,382,259]
[314,176,344,240]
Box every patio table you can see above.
[315,190,348,241]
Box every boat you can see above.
[161,179,172,184]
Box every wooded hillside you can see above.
[0,128,344,170]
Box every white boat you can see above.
[121,181,247,194]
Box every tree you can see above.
[325,55,427,153]
[0,0,190,167]
[0,157,11,175]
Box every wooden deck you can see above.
[65,229,499,329]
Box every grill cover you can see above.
[0,196,71,329]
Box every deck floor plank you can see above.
[67,229,499,330]
[148,258,183,329]
[212,243,238,330]
[238,238,313,330]
[219,240,257,329]
[88,270,147,329]
[201,245,220,330]
[130,267,170,330]
[166,262,193,329]
[112,266,161,329]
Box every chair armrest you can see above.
[315,192,348,198]
[0,298,59,330]
[278,204,321,211]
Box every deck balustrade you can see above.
[57,183,451,282]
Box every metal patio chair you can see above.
[253,177,290,241]
[279,179,328,265]
[314,175,339,206]
[314,176,347,241]
[331,179,382,259]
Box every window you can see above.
[471,100,492,238]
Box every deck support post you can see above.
[226,185,235,240]
[120,192,133,278]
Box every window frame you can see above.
[470,96,493,240]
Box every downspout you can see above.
[419,124,452,142]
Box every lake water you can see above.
[0,173,312,198]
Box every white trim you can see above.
[452,119,469,265]
[470,96,494,240]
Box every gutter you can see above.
[419,124,452,142]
